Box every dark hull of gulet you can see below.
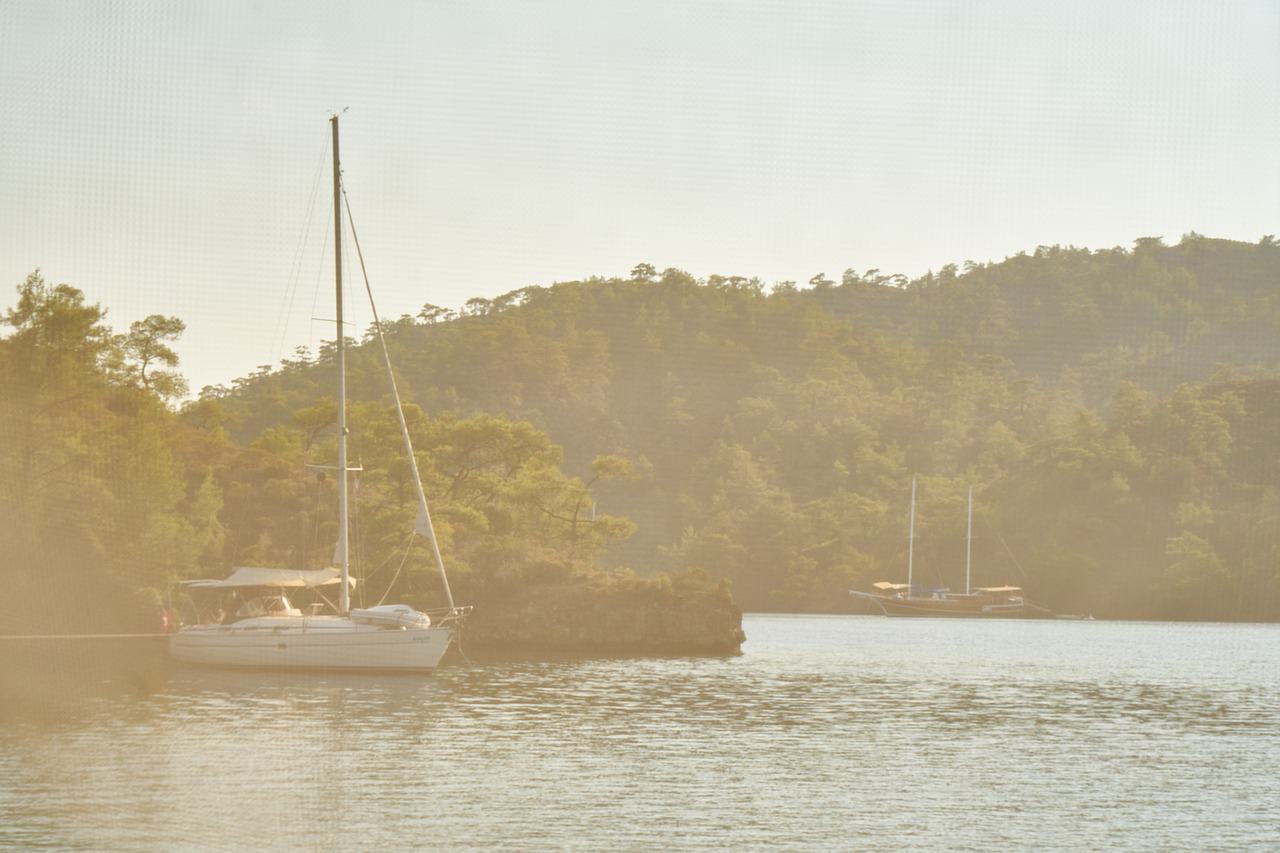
[855,593,1058,619]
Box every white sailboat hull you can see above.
[169,616,454,671]
[169,117,467,676]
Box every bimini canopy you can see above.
[872,582,912,591]
[178,566,356,590]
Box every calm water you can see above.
[2,615,1278,851]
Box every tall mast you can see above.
[331,113,350,614]
[965,485,973,595]
[907,477,916,591]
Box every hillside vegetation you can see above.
[5,234,1280,626]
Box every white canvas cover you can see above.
[178,566,355,590]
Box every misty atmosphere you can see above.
[5,237,1280,850]
[3,3,1278,851]
[8,236,1280,635]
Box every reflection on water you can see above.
[2,617,1278,851]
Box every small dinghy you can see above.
[350,605,433,629]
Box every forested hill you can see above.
[205,234,1280,620]
[812,234,1280,401]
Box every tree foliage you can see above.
[0,273,197,629]
[7,234,1280,626]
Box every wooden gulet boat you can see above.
[850,481,1055,619]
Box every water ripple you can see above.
[1,617,1278,851]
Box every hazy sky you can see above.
[3,1,1277,394]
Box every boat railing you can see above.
[982,602,1025,613]
[424,606,472,627]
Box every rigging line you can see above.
[352,468,365,608]
[272,130,332,369]
[341,186,457,611]
[309,191,335,364]
[310,458,330,573]
[452,622,473,667]
[979,508,1029,582]
[356,529,413,582]
[375,535,416,607]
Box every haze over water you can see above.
[3,614,1278,851]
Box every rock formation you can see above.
[459,572,745,656]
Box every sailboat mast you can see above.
[965,485,973,595]
[907,477,916,591]
[331,113,350,614]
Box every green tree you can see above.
[0,272,203,629]
[119,314,188,399]
[0,272,115,563]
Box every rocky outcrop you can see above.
[458,575,745,656]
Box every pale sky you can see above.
[3,0,1277,395]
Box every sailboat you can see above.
[850,480,1051,618]
[169,115,469,670]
